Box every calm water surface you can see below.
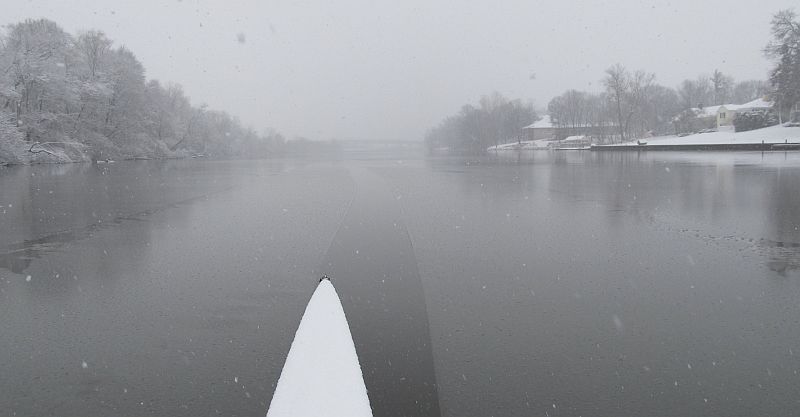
[1,151,799,417]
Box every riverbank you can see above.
[484,124,800,154]
[487,139,551,151]
[593,124,800,151]
[592,142,800,151]
[0,138,182,166]
[0,137,233,166]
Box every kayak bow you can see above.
[266,279,373,417]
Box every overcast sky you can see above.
[2,0,796,140]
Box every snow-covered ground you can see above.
[0,139,91,164]
[613,124,800,146]
[487,139,552,151]
[487,124,800,152]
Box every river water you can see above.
[1,150,799,417]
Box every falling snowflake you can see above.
[612,314,623,333]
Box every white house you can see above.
[690,98,774,128]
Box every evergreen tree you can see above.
[765,9,800,121]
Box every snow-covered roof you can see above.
[689,98,773,117]
[718,104,742,111]
[522,115,605,129]
[523,115,554,129]
[738,97,773,109]
[561,135,589,143]
[693,105,724,117]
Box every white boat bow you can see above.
[266,279,373,417]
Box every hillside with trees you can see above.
[0,19,284,164]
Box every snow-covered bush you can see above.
[733,109,779,132]
[673,109,715,135]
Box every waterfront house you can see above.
[684,98,774,129]
[522,115,618,142]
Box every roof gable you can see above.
[523,115,553,129]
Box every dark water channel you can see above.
[1,151,799,417]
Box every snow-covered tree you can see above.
[732,80,769,103]
[75,30,112,80]
[677,76,713,109]
[3,19,72,141]
[603,64,655,142]
[103,47,145,143]
[765,9,800,121]
[548,90,590,137]
[0,18,284,163]
[639,84,682,135]
[425,93,536,153]
[711,69,734,105]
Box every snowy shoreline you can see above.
[488,124,800,152]
[0,139,202,166]
[0,152,187,166]
[599,124,800,147]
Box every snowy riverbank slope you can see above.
[486,125,800,153]
[616,124,800,146]
[0,139,91,165]
[487,139,552,151]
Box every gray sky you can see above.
[3,0,796,140]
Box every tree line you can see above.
[427,9,800,152]
[550,67,769,142]
[0,19,285,164]
[424,92,536,154]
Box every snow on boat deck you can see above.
[266,280,373,417]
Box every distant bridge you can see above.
[336,139,424,151]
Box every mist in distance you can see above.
[2,0,795,141]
